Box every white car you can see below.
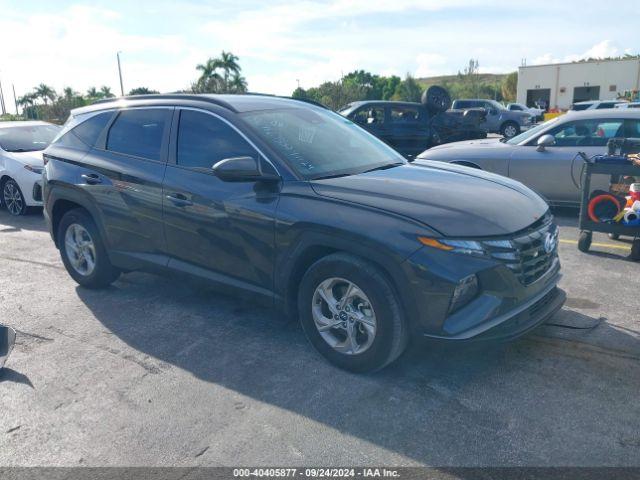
[570,100,627,111]
[0,121,61,215]
[507,102,544,120]
[615,101,640,109]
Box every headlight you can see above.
[24,165,44,175]
[418,237,486,256]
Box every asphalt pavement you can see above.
[1,208,638,467]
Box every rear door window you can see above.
[390,106,421,125]
[106,109,172,161]
[351,107,385,127]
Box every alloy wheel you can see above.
[504,125,518,138]
[311,277,377,355]
[64,224,97,276]
[3,181,24,216]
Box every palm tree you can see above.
[219,51,240,85]
[62,87,77,101]
[100,86,115,98]
[195,51,244,93]
[35,84,56,105]
[86,87,99,99]
[128,87,159,95]
[229,72,248,93]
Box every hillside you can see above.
[416,73,509,87]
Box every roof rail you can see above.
[88,93,237,111]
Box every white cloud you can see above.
[0,5,199,98]
[415,53,448,78]
[533,40,622,65]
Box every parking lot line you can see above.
[559,238,631,251]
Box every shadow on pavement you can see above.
[0,208,47,233]
[74,271,640,465]
[0,368,34,388]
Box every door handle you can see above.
[166,193,193,207]
[81,173,102,185]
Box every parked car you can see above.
[615,101,640,109]
[0,121,61,215]
[43,94,564,372]
[339,97,486,158]
[570,100,627,111]
[451,99,533,138]
[507,102,544,122]
[417,109,640,206]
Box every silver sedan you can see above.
[417,109,640,206]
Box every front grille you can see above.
[481,215,559,286]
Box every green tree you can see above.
[128,87,160,95]
[35,83,56,105]
[86,87,99,100]
[501,72,517,103]
[194,51,245,94]
[393,74,422,102]
[100,86,115,98]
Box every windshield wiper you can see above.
[361,162,404,174]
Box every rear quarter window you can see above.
[106,109,172,161]
[53,111,114,150]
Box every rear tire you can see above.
[2,178,28,216]
[578,231,592,253]
[608,233,619,240]
[297,253,408,373]
[58,208,120,288]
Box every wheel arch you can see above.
[48,188,107,249]
[278,233,416,324]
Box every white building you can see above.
[517,57,640,110]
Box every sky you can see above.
[0,0,638,102]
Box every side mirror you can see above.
[212,156,280,182]
[0,325,16,370]
[536,134,556,152]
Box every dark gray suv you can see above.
[43,94,564,372]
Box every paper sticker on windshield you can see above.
[298,126,316,144]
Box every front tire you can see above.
[501,121,520,138]
[2,178,27,216]
[58,208,120,288]
[298,253,408,373]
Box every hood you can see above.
[310,161,548,237]
[4,150,45,166]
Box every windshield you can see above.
[0,124,61,152]
[487,100,506,110]
[241,107,405,179]
[506,117,560,145]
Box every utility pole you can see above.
[0,76,6,115]
[12,84,18,115]
[117,51,124,96]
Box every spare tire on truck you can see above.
[421,85,452,113]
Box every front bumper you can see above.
[400,244,564,342]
